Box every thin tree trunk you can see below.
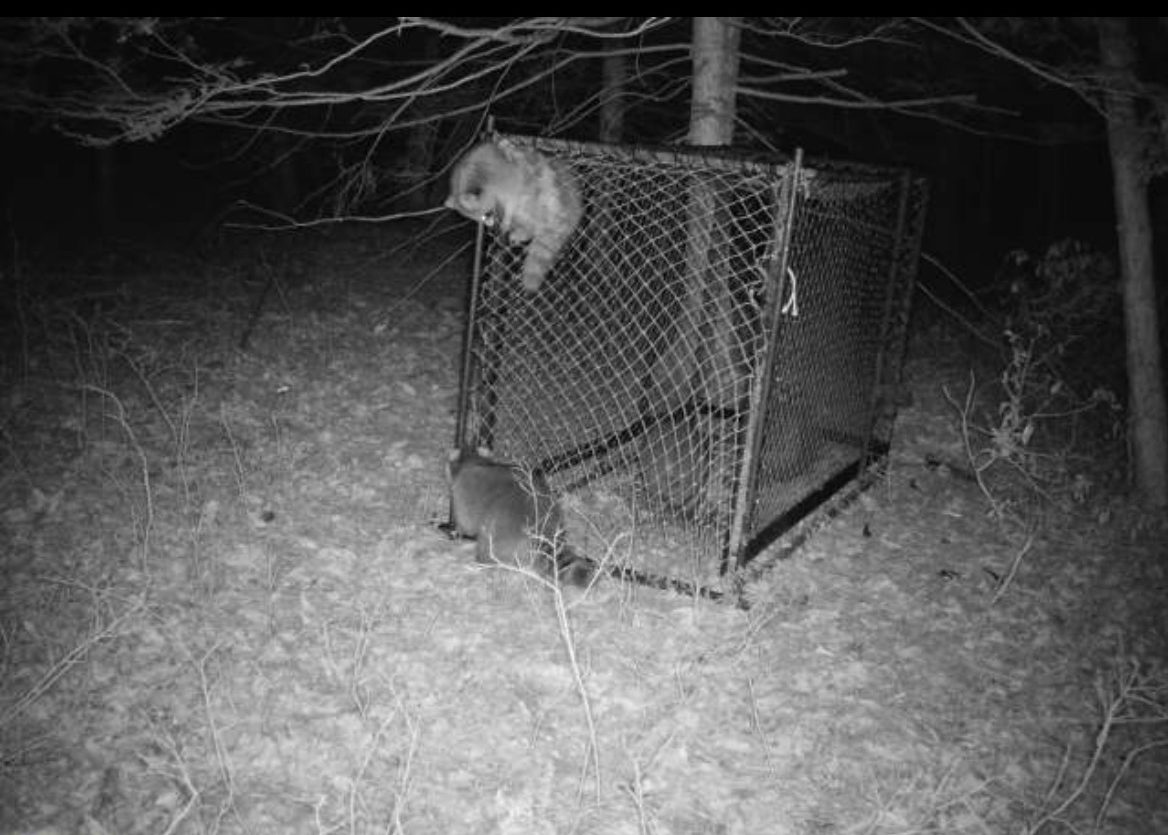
[641,18,744,415]
[599,39,627,144]
[689,17,741,146]
[1098,17,1168,507]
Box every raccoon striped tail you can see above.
[553,546,599,588]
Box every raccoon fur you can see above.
[446,447,595,587]
[444,139,582,292]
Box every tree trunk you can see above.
[1098,17,1168,508]
[599,39,627,143]
[689,17,741,145]
[641,18,745,415]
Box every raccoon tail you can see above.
[553,546,598,588]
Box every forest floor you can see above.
[1,224,1165,834]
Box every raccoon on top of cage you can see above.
[444,138,583,292]
[446,447,595,587]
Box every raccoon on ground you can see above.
[446,447,595,587]
[445,138,583,292]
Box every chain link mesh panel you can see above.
[454,134,927,595]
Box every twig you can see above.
[389,691,421,835]
[623,754,651,835]
[1026,658,1156,833]
[476,495,603,803]
[942,370,1003,517]
[548,577,602,805]
[194,642,241,829]
[1095,737,1168,833]
[80,383,155,569]
[990,529,1036,605]
[154,725,201,835]
[218,403,247,499]
[0,596,144,729]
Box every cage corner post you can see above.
[863,168,929,470]
[449,221,488,530]
[724,149,803,576]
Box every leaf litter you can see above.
[0,226,1165,834]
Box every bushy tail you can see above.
[553,546,598,588]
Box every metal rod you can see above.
[725,148,803,572]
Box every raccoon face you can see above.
[445,188,485,221]
[446,183,502,229]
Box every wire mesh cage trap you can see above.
[451,133,928,599]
